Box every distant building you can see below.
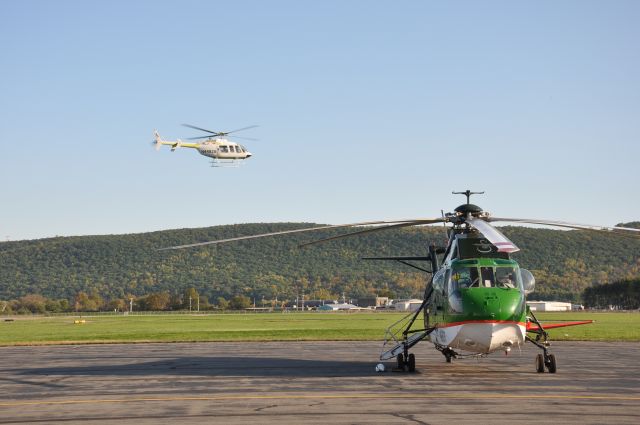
[391,299,423,312]
[526,301,572,312]
[356,297,390,308]
[284,300,336,310]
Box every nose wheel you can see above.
[531,342,557,373]
[396,352,416,372]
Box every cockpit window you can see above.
[495,267,517,289]
[451,265,520,289]
[480,267,495,288]
[451,266,479,289]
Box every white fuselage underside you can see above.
[430,322,526,354]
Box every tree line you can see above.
[0,288,262,314]
[583,278,640,310]
[1,222,639,304]
[1,285,387,315]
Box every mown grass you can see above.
[537,312,640,341]
[0,311,638,346]
[0,312,397,345]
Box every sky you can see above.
[1,0,639,241]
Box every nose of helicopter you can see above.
[246,152,252,158]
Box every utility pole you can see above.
[197,296,200,312]
[189,296,192,312]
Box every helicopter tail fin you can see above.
[152,131,199,152]
[153,130,163,151]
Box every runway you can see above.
[1,341,639,424]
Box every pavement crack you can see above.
[254,404,278,412]
[392,413,431,425]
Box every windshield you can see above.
[451,266,479,289]
[451,265,521,290]
[495,267,518,289]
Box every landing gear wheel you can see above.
[407,353,416,372]
[546,353,557,373]
[396,353,405,370]
[536,353,545,373]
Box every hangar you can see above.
[526,301,572,312]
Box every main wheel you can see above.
[535,353,545,373]
[407,353,416,372]
[546,353,557,373]
[396,353,405,370]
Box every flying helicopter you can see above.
[159,190,640,373]
[153,124,257,167]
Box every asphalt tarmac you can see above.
[1,341,639,424]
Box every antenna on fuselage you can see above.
[452,190,484,205]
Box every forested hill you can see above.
[1,223,639,303]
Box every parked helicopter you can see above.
[159,190,640,373]
[153,124,257,167]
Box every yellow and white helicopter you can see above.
[153,124,257,167]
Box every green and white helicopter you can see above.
[160,190,640,373]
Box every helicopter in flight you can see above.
[159,190,640,373]
[153,124,258,167]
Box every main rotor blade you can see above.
[362,256,433,261]
[298,219,446,248]
[228,135,258,141]
[227,125,259,134]
[466,217,520,253]
[187,135,218,140]
[157,219,433,251]
[182,123,220,134]
[488,217,640,236]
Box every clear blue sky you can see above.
[1,0,639,241]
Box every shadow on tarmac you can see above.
[20,356,383,378]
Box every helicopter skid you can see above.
[210,159,244,168]
[431,321,526,354]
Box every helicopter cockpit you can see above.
[450,264,520,290]
[442,262,524,313]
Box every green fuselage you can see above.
[427,258,526,327]
[425,257,528,353]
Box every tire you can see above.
[396,353,405,370]
[536,353,545,373]
[547,354,557,373]
[407,353,416,372]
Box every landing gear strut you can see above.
[441,346,458,363]
[381,296,435,373]
[527,310,557,373]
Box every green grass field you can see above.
[1,311,639,346]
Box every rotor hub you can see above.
[454,204,484,216]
